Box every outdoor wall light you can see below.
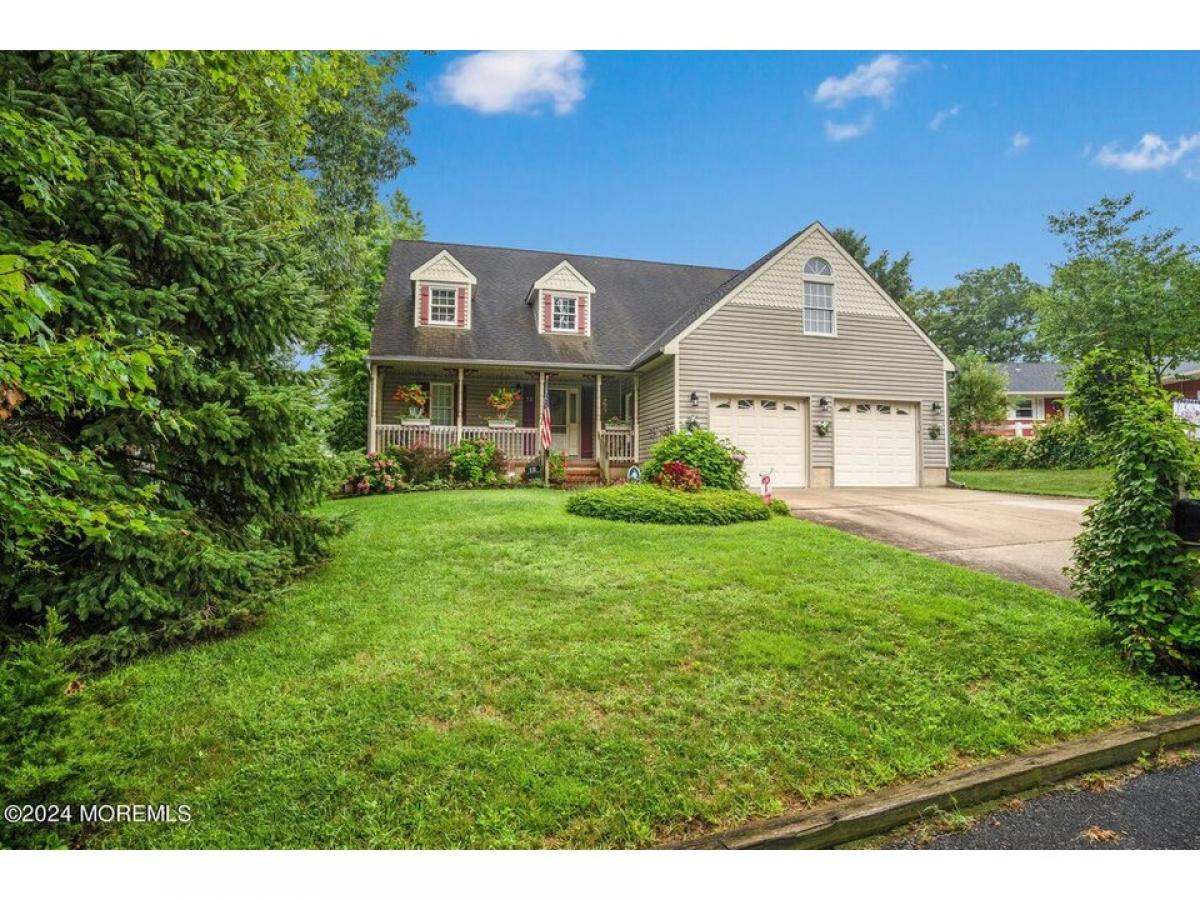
[690,391,699,407]
[818,396,831,409]
[931,401,943,413]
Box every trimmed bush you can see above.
[566,485,770,526]
[768,498,792,517]
[643,429,744,490]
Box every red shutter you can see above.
[577,294,588,334]
[542,291,552,333]
[418,284,430,325]
[457,286,467,327]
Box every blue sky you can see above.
[382,51,1200,289]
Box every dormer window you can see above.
[429,286,458,324]
[551,295,578,332]
[531,260,596,336]
[410,250,477,330]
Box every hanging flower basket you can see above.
[393,383,428,421]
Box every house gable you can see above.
[661,223,953,372]
[410,251,476,330]
[531,260,595,337]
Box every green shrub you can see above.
[447,438,504,485]
[547,452,566,485]
[1070,383,1200,676]
[0,614,99,848]
[768,498,792,516]
[951,419,1099,471]
[566,484,770,525]
[1023,418,1100,469]
[644,429,745,490]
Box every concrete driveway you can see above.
[777,487,1089,595]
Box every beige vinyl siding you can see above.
[636,357,675,459]
[678,307,948,468]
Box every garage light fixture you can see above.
[818,396,831,409]
[690,391,699,408]
[931,401,943,413]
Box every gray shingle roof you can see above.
[1002,362,1067,393]
[370,240,739,369]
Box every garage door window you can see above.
[714,399,730,409]
[783,402,798,411]
[760,399,777,410]
[737,399,753,410]
[855,403,871,414]
[877,404,891,414]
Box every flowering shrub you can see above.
[643,429,744,489]
[343,451,404,495]
[485,386,521,419]
[655,460,702,492]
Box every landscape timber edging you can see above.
[669,709,1200,850]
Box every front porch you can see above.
[367,363,639,471]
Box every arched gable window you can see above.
[803,257,835,335]
[803,257,832,277]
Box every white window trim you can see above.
[550,293,579,334]
[802,275,836,337]
[429,381,454,426]
[1010,397,1042,420]
[415,280,470,330]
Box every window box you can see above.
[401,417,431,427]
[604,421,631,432]
[487,418,517,429]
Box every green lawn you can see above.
[953,468,1111,498]
[76,490,1192,848]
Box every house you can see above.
[996,362,1069,437]
[997,360,1200,438]
[367,222,954,488]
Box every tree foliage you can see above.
[903,263,1042,361]
[0,51,410,664]
[948,350,1009,437]
[830,227,913,301]
[1033,194,1200,380]
[1069,370,1200,676]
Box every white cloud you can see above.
[436,51,585,115]
[814,54,915,109]
[1010,130,1032,152]
[1093,132,1200,172]
[824,115,874,142]
[928,105,960,131]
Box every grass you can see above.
[953,468,1111,498]
[74,490,1194,848]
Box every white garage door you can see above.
[834,401,918,486]
[709,395,807,487]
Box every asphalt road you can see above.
[898,758,1200,849]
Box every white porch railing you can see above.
[599,428,635,462]
[373,424,539,460]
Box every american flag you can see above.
[540,385,553,450]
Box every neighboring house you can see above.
[367,222,954,488]
[995,362,1069,437]
[996,360,1200,438]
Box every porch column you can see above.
[538,372,547,486]
[594,373,602,463]
[456,366,464,442]
[632,373,640,462]
[367,362,379,453]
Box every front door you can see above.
[549,388,580,456]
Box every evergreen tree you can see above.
[0,51,409,663]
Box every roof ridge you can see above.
[392,238,740,273]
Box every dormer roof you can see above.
[410,249,477,285]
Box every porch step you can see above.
[564,463,604,487]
